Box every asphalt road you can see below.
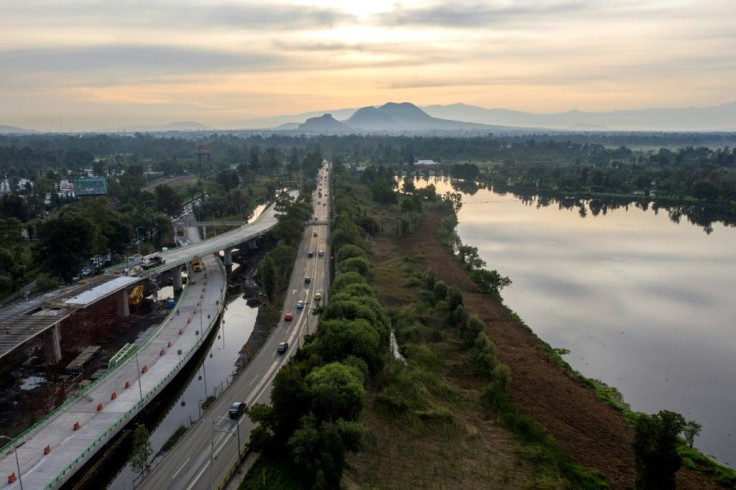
[139,165,331,490]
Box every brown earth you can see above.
[394,210,718,489]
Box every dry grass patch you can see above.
[346,391,531,490]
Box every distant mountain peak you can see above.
[297,114,351,133]
[0,124,35,134]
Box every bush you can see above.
[33,273,61,293]
[340,256,369,276]
[336,244,366,263]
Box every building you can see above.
[74,177,108,196]
[414,159,440,168]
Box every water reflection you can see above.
[405,171,736,234]
[108,293,259,489]
[412,176,736,468]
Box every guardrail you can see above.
[42,258,228,489]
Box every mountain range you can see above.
[2,101,735,134]
[249,100,736,132]
[295,102,502,133]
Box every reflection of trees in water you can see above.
[450,179,480,195]
[506,189,736,234]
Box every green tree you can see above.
[307,362,365,422]
[257,256,277,301]
[154,184,183,217]
[92,160,106,177]
[130,424,153,475]
[339,256,369,276]
[633,410,685,490]
[215,169,239,192]
[336,244,366,264]
[682,420,701,449]
[34,210,100,281]
[401,176,416,194]
[314,319,382,373]
[470,269,512,293]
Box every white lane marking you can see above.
[186,460,209,490]
[171,457,190,479]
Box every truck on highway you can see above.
[140,253,165,270]
[190,257,203,272]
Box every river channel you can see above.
[109,208,267,489]
[414,175,735,468]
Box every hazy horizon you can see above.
[2,0,735,131]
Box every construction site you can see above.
[0,278,170,441]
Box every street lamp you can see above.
[228,418,242,469]
[134,349,144,404]
[212,417,242,474]
[0,435,23,490]
[200,308,208,398]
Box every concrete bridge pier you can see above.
[223,248,233,267]
[172,265,183,292]
[247,238,257,250]
[117,290,131,318]
[44,324,62,365]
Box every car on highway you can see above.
[314,290,322,302]
[304,276,311,284]
[277,341,288,354]
[296,300,304,309]
[284,312,293,321]
[318,250,325,257]
[313,231,318,236]
[308,251,314,257]
[228,402,246,419]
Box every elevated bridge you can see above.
[0,190,298,489]
[0,192,295,365]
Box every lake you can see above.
[413,176,736,468]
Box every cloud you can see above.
[375,1,589,28]
[5,1,354,31]
[0,45,280,87]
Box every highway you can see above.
[139,165,331,490]
[0,192,293,363]
[0,190,300,489]
[107,191,299,278]
[0,227,226,490]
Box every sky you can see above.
[1,0,735,131]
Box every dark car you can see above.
[229,402,246,419]
[277,341,288,354]
[308,251,314,257]
[304,276,311,284]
